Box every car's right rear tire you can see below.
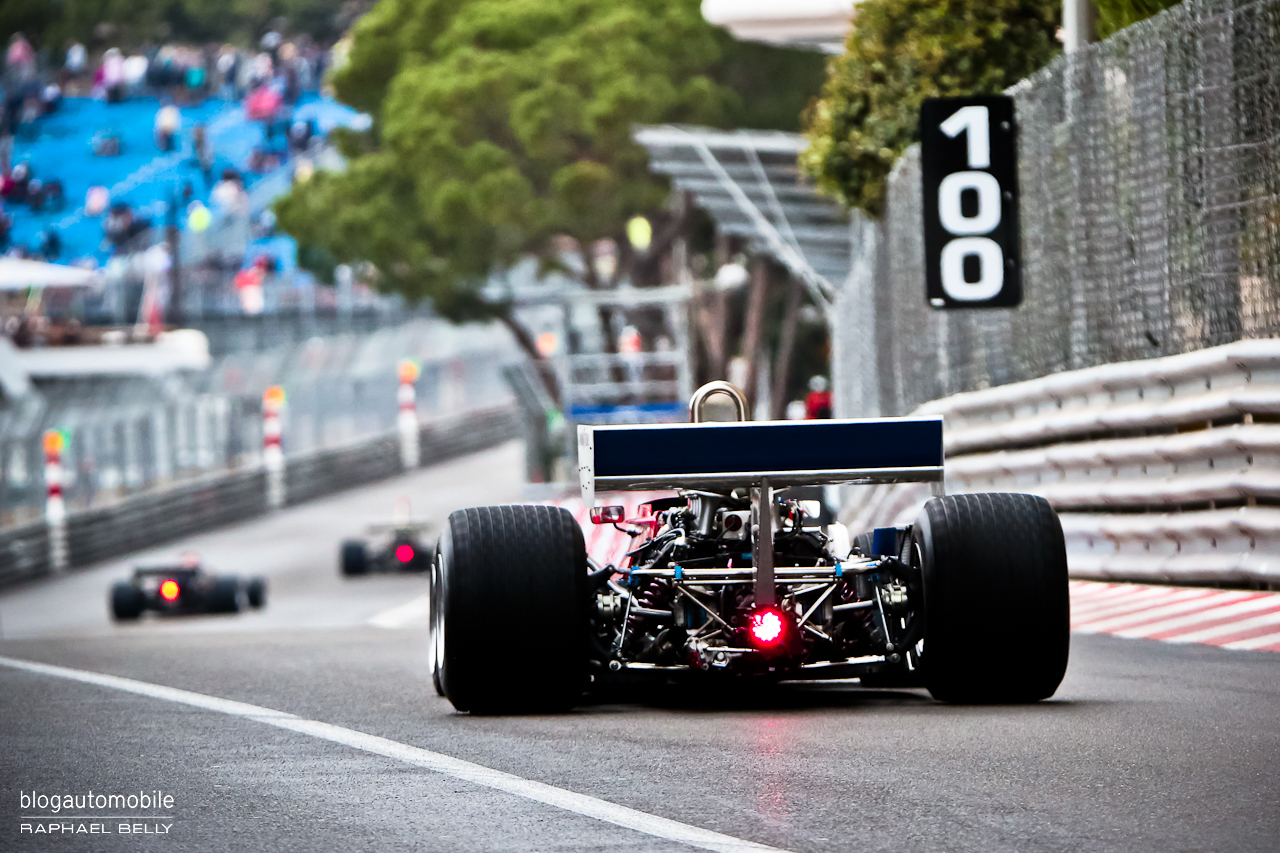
[432,505,587,714]
[110,582,145,621]
[341,540,368,576]
[209,576,243,613]
[913,493,1069,703]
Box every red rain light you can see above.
[749,609,785,645]
[395,544,416,563]
[590,506,625,524]
[159,580,181,601]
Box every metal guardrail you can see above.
[841,341,1280,588]
[0,405,517,589]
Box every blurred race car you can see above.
[429,381,1069,713]
[340,513,433,576]
[111,559,266,620]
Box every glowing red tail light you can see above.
[395,544,416,563]
[590,506,625,524]
[748,608,785,645]
[159,579,181,601]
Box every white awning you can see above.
[634,124,852,311]
[0,258,98,290]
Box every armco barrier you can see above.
[0,405,518,589]
[0,522,51,589]
[842,341,1280,588]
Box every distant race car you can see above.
[111,562,267,620]
[340,518,433,576]
[429,381,1069,713]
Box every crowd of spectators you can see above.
[0,28,332,264]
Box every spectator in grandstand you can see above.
[0,101,13,175]
[155,103,181,152]
[37,230,61,260]
[210,168,249,216]
[6,34,36,86]
[192,123,215,188]
[804,376,832,419]
[103,201,150,249]
[64,41,87,78]
[99,48,126,103]
[217,47,241,100]
[184,60,207,101]
[247,145,282,174]
[123,53,149,97]
[41,82,63,114]
[1,162,31,202]
[288,117,314,153]
[91,129,122,156]
[0,204,11,249]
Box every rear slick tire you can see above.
[341,540,368,576]
[111,582,145,620]
[914,493,1069,703]
[433,505,587,714]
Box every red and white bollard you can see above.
[43,430,69,572]
[397,359,421,470]
[262,385,286,509]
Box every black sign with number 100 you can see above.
[921,96,1021,309]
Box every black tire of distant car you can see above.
[341,540,368,576]
[913,493,1070,703]
[110,582,145,620]
[209,576,243,614]
[433,505,588,713]
[245,577,267,608]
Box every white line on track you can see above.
[367,594,433,629]
[0,656,788,853]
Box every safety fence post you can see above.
[43,429,69,573]
[398,359,421,470]
[262,385,286,509]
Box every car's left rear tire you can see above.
[110,582,145,621]
[432,505,587,713]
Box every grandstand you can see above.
[2,94,366,271]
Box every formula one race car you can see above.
[110,561,267,620]
[429,381,1069,713]
[340,516,433,576]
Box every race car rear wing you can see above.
[578,416,944,508]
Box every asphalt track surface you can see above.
[2,441,1278,853]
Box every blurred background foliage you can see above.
[801,0,1060,217]
[277,0,824,320]
[1093,0,1183,38]
[0,0,368,49]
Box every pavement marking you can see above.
[0,655,789,853]
[367,594,433,629]
[1069,582,1280,652]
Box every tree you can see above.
[276,0,737,404]
[1093,0,1181,38]
[801,0,1059,217]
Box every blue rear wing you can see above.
[578,417,944,507]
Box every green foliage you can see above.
[801,0,1059,216]
[714,36,827,134]
[278,0,734,321]
[2,0,357,50]
[1094,0,1182,38]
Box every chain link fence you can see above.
[834,0,1280,418]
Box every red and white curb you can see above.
[1070,580,1280,653]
